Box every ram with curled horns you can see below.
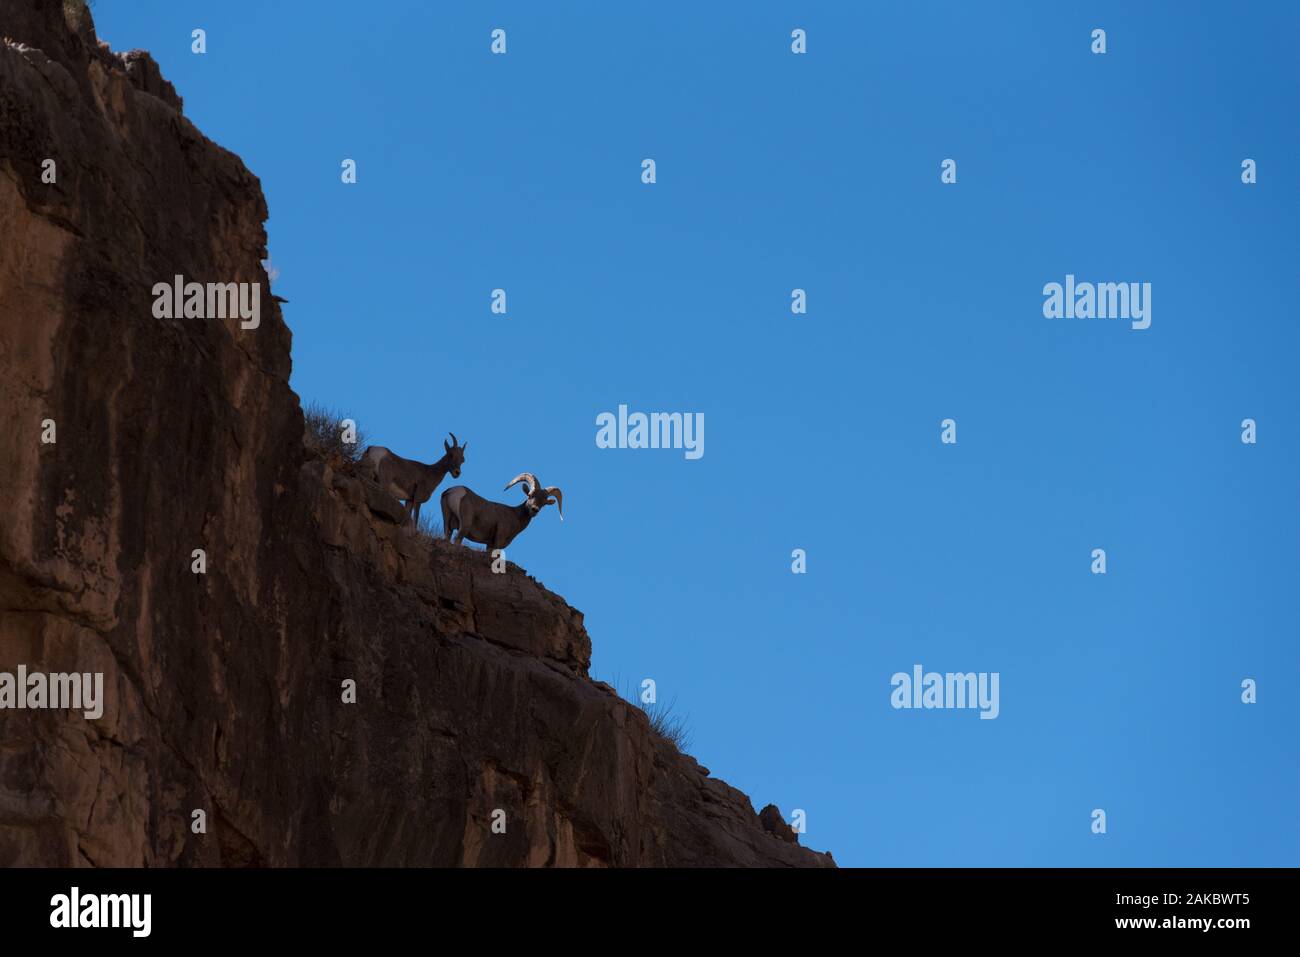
[440,472,563,554]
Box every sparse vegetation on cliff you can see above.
[617,679,693,754]
[302,401,366,463]
[413,511,443,542]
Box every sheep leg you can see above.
[440,495,455,541]
[404,482,421,526]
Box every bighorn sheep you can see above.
[362,433,466,525]
[440,472,563,554]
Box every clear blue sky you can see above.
[95,1,1299,867]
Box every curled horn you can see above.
[505,472,539,495]
[544,487,564,521]
[445,432,459,451]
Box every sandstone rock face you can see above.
[0,2,832,867]
[759,804,800,844]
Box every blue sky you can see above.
[95,1,1299,867]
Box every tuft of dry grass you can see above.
[302,401,366,464]
[411,511,443,543]
[612,677,693,754]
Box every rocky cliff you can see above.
[0,0,832,867]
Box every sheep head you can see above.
[442,432,467,478]
[505,472,564,521]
